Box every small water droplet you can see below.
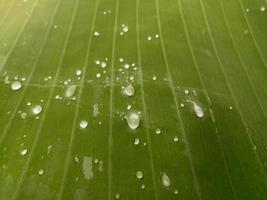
[94,31,100,36]
[127,104,132,110]
[124,84,135,97]
[162,172,171,187]
[123,26,128,32]
[136,171,144,179]
[76,69,82,76]
[173,136,179,142]
[115,193,120,199]
[141,184,146,189]
[124,63,130,69]
[152,75,157,81]
[174,189,179,195]
[20,112,27,119]
[184,89,189,94]
[147,36,152,41]
[32,105,42,115]
[155,128,161,135]
[80,120,88,129]
[133,138,140,145]
[38,169,44,175]
[101,62,107,68]
[260,6,266,12]
[11,81,22,91]
[125,112,140,130]
[96,72,101,78]
[20,149,27,156]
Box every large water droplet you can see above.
[80,120,88,129]
[162,172,171,187]
[32,105,42,115]
[65,85,77,98]
[125,112,140,130]
[136,171,144,179]
[11,81,22,91]
[124,84,135,97]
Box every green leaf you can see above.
[0,0,267,199]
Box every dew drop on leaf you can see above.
[65,85,77,98]
[125,112,140,130]
[136,171,144,179]
[80,120,88,129]
[124,84,135,97]
[11,81,22,91]
[162,172,171,187]
[32,105,42,115]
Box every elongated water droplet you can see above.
[93,104,100,117]
[80,120,88,129]
[193,103,204,118]
[32,105,42,115]
[11,81,22,91]
[124,84,135,96]
[83,156,94,180]
[125,112,140,130]
[136,171,144,179]
[162,172,171,187]
[65,85,77,98]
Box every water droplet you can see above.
[133,138,140,145]
[127,104,132,110]
[162,172,171,187]
[80,120,88,129]
[123,26,128,32]
[136,171,144,179]
[20,112,27,119]
[65,85,77,98]
[115,193,120,199]
[155,34,160,38]
[101,62,107,68]
[96,72,101,78]
[124,63,130,69]
[141,184,146,189]
[155,128,161,134]
[188,100,204,118]
[152,75,157,81]
[20,149,27,156]
[93,104,100,117]
[125,112,140,130]
[147,36,152,41]
[174,189,179,195]
[173,136,179,142]
[229,106,233,110]
[83,156,94,180]
[119,58,124,62]
[184,89,189,94]
[76,69,82,76]
[11,81,22,91]
[94,31,100,36]
[32,105,42,115]
[260,6,266,12]
[124,84,135,97]
[38,169,44,175]
[180,103,185,107]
